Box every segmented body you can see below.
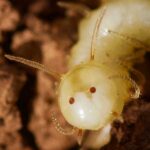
[59,0,150,148]
[69,0,150,67]
[4,0,150,149]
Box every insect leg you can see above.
[107,30,150,51]
[129,68,145,88]
[50,112,77,135]
[118,63,145,88]
[106,57,145,88]
[109,74,141,100]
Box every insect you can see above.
[4,0,150,149]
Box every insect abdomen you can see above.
[69,0,150,67]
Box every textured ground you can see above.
[0,0,150,150]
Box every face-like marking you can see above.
[59,62,126,130]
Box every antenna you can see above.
[5,54,61,81]
[90,7,106,60]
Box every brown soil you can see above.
[0,0,150,150]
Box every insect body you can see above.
[5,0,150,149]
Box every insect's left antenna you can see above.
[5,54,61,81]
[90,7,106,60]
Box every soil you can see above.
[0,0,150,150]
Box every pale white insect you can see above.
[5,0,150,149]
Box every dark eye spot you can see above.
[90,86,96,93]
[69,97,75,104]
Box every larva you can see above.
[4,0,150,149]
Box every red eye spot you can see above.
[69,97,75,104]
[90,86,96,93]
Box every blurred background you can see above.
[0,0,150,150]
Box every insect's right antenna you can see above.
[90,7,106,60]
[50,112,77,135]
[5,55,61,81]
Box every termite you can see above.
[4,0,150,149]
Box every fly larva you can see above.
[4,0,150,149]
